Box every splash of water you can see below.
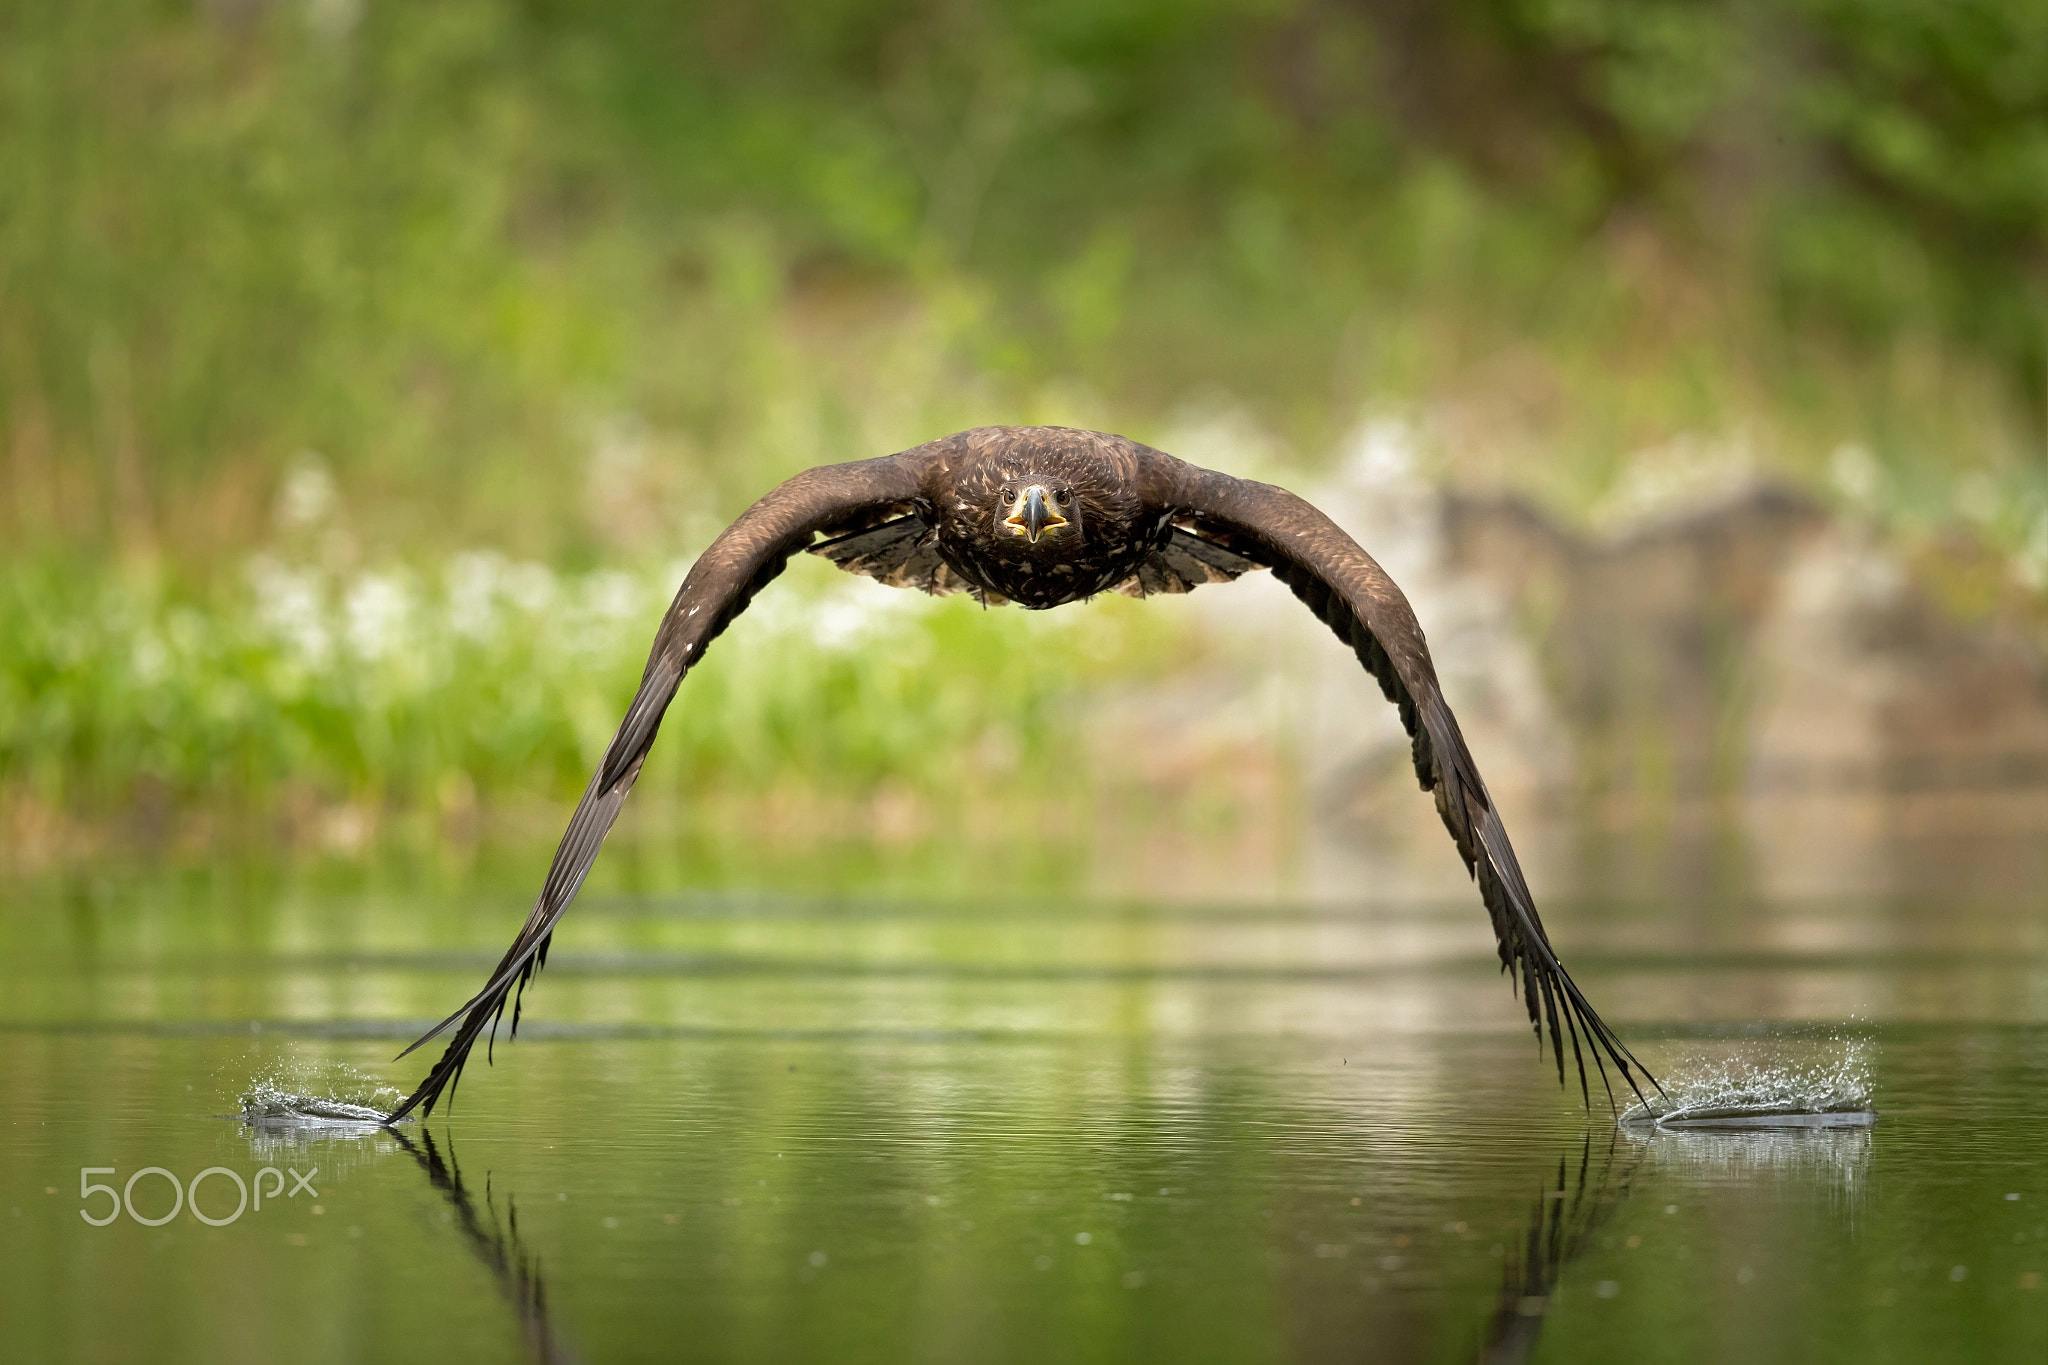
[238,1060,402,1126]
[1622,1037,1876,1129]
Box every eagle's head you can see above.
[948,428,1136,553]
[994,477,1079,545]
[934,429,1151,606]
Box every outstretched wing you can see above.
[1134,447,1662,1109]
[808,514,981,596]
[1112,525,1265,597]
[386,450,937,1122]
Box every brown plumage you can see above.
[386,426,1661,1123]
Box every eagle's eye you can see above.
[1055,487,1072,504]
[999,485,1015,503]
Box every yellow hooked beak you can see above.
[1003,485,1067,543]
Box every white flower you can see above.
[344,572,415,662]
[446,551,508,642]
[246,554,332,665]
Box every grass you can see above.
[0,532,1193,847]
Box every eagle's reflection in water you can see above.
[386,1128,1639,1365]
[390,1129,579,1365]
[1478,1133,1642,1365]
[383,1121,1860,1363]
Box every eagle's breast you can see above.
[933,511,1156,608]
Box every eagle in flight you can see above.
[387,426,1660,1122]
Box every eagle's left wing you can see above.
[1112,525,1265,596]
[1133,444,1661,1110]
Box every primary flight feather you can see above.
[386,426,1660,1122]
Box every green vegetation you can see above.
[0,543,1179,838]
[1,0,2044,829]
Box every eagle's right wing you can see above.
[386,446,942,1123]
[808,514,984,597]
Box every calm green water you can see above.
[1,855,2044,1363]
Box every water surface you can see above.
[1,854,2043,1363]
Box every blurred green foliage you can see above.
[4,0,2046,553]
[0,547,1175,815]
[0,0,2045,821]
